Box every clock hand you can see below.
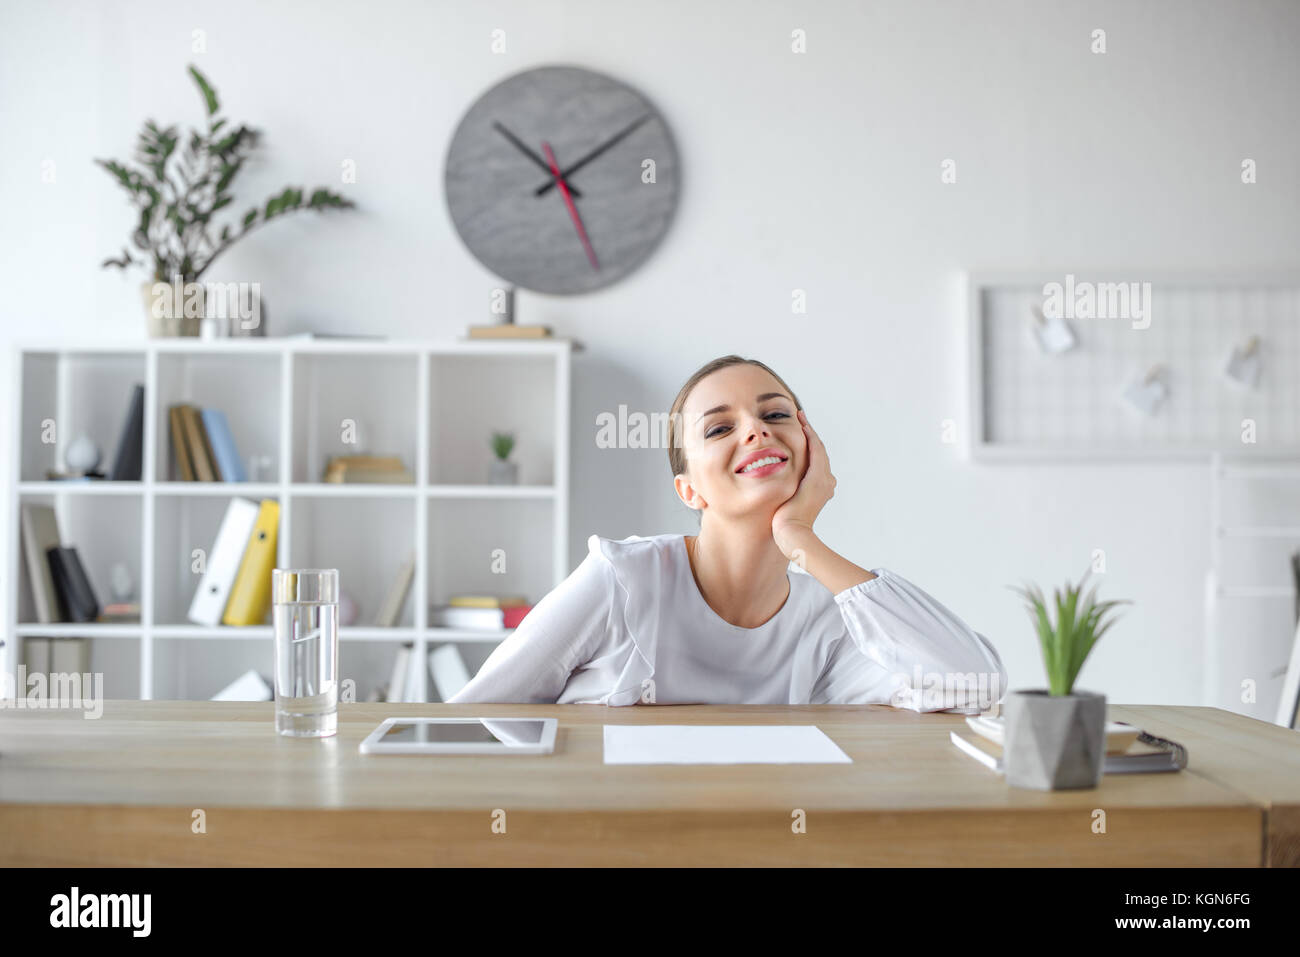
[542,140,599,271]
[492,121,583,198]
[534,113,652,196]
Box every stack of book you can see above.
[429,594,533,630]
[950,713,1187,774]
[322,455,413,484]
[168,403,246,482]
[19,504,119,624]
[187,498,280,626]
[22,637,89,681]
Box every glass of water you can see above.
[272,568,339,737]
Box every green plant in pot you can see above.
[488,432,518,485]
[1005,572,1130,790]
[96,64,355,337]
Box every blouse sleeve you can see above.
[446,552,614,704]
[812,568,1007,713]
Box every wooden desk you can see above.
[0,701,1294,866]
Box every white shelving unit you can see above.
[6,338,574,702]
[1204,452,1300,723]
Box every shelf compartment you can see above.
[426,497,554,614]
[292,353,419,484]
[14,491,142,628]
[16,634,140,699]
[150,635,403,702]
[428,353,556,485]
[288,495,418,629]
[153,350,282,482]
[152,493,282,627]
[19,351,146,482]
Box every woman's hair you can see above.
[667,355,803,477]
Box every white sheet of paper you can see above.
[602,725,852,765]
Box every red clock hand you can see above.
[541,140,599,271]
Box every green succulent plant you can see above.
[96,64,355,282]
[1010,571,1130,696]
[490,432,516,461]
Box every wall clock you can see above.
[444,65,679,295]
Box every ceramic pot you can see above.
[1003,689,1106,790]
[141,280,201,337]
[488,460,518,485]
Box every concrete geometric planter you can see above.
[488,459,518,485]
[1003,689,1106,790]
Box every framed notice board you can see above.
[967,270,1300,461]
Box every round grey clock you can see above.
[444,65,679,295]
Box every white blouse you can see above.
[448,533,1007,712]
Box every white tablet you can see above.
[359,717,558,755]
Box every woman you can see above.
[450,355,1006,711]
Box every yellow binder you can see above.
[222,500,279,626]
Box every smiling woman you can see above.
[449,355,1007,711]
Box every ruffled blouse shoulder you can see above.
[584,534,679,706]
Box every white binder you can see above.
[187,497,259,626]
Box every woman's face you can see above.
[674,363,805,519]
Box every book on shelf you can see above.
[374,554,416,627]
[98,602,141,624]
[50,637,90,676]
[428,644,470,701]
[178,404,218,482]
[466,323,552,339]
[22,637,52,675]
[168,405,196,481]
[429,602,533,630]
[188,497,260,626]
[321,454,413,484]
[211,669,273,702]
[108,384,145,481]
[46,546,100,623]
[222,500,280,626]
[386,643,417,703]
[20,503,63,623]
[448,595,528,609]
[199,408,247,482]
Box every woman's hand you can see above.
[771,410,837,560]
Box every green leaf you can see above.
[1011,573,1129,695]
[189,64,219,116]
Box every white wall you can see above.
[3,0,1299,710]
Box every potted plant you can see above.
[1004,572,1130,790]
[488,432,518,485]
[96,65,355,337]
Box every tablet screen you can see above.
[379,719,546,745]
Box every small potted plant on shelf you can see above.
[488,431,518,485]
[96,64,355,337]
[1005,571,1130,790]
